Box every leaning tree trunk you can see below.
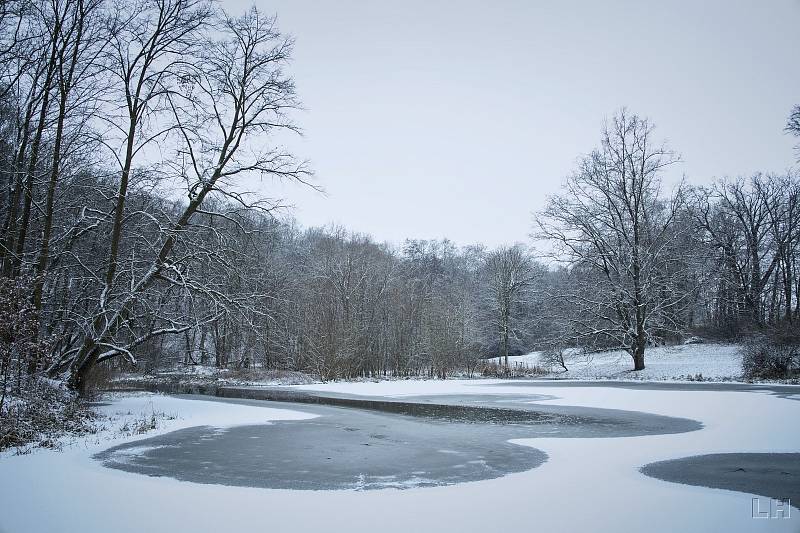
[70,341,100,397]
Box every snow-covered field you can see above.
[492,343,745,381]
[1,381,798,533]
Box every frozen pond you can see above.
[641,453,800,505]
[95,391,701,490]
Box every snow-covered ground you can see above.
[490,343,745,381]
[1,381,798,533]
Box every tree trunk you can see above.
[632,343,645,371]
[70,342,99,397]
[32,96,68,311]
[501,300,510,370]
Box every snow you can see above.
[1,383,798,532]
[490,343,744,381]
[95,391,318,434]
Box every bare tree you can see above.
[788,105,800,162]
[764,173,799,323]
[52,5,308,394]
[691,175,784,325]
[0,8,49,275]
[98,0,212,310]
[32,0,107,311]
[536,109,687,371]
[2,0,66,277]
[482,244,536,369]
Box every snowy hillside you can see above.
[490,343,744,381]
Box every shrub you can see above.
[0,276,96,453]
[741,327,800,380]
[540,348,570,372]
[0,379,96,453]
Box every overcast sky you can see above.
[229,0,800,248]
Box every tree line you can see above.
[1,0,798,395]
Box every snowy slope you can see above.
[490,343,744,381]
